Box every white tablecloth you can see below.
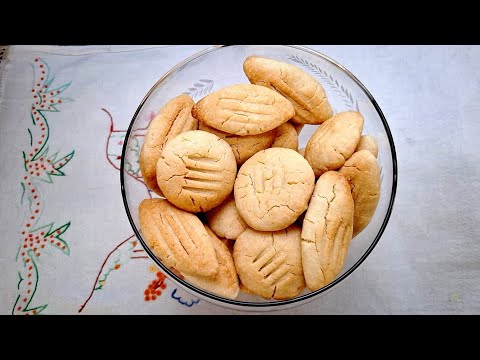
[0,45,478,314]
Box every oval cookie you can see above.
[139,95,197,196]
[156,130,237,213]
[339,150,380,237]
[192,84,295,136]
[138,198,218,277]
[243,56,333,125]
[271,122,299,151]
[305,111,364,177]
[301,171,354,291]
[199,122,275,165]
[355,135,378,158]
[205,194,248,240]
[234,148,315,231]
[183,226,239,299]
[233,225,305,300]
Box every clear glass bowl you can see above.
[121,45,398,311]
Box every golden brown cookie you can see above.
[233,225,305,300]
[156,130,237,212]
[301,171,354,291]
[243,56,333,125]
[339,150,380,237]
[199,122,275,165]
[138,198,218,277]
[183,226,239,299]
[305,111,364,177]
[355,135,378,158]
[139,95,197,196]
[192,84,295,136]
[271,122,299,151]
[239,281,256,295]
[205,194,248,240]
[234,148,315,231]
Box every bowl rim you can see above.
[120,45,398,308]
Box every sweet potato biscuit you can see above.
[339,150,380,237]
[305,111,364,177]
[243,56,333,125]
[233,225,305,300]
[199,122,275,165]
[183,226,240,299]
[138,198,218,277]
[192,84,295,136]
[301,171,354,291]
[271,122,299,151]
[234,148,315,231]
[156,130,237,213]
[139,95,197,196]
[355,135,378,158]
[205,194,248,240]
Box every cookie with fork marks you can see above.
[156,130,237,212]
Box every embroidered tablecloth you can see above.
[0,45,478,314]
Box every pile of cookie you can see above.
[138,56,380,301]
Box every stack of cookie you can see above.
[137,56,380,301]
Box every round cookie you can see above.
[233,225,305,300]
[271,122,299,151]
[205,194,248,240]
[298,148,306,157]
[139,94,197,196]
[156,130,237,212]
[199,122,275,165]
[305,111,364,177]
[234,148,315,231]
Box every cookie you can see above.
[234,148,315,231]
[156,130,237,212]
[205,194,248,240]
[192,84,295,136]
[183,226,240,299]
[298,148,306,157]
[305,111,364,177]
[239,281,256,295]
[199,122,275,165]
[233,225,305,300]
[243,56,333,125]
[355,135,378,158]
[138,198,218,277]
[301,171,354,291]
[271,122,299,151]
[339,150,380,237]
[139,95,197,196]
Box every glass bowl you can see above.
[121,45,398,311]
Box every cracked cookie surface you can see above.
[233,225,305,300]
[156,130,237,213]
[139,95,197,196]
[183,226,240,299]
[192,83,295,136]
[234,148,315,231]
[339,150,380,237]
[301,171,354,291]
[138,198,219,277]
[199,122,275,165]
[305,111,364,177]
[205,194,248,240]
[243,56,333,125]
